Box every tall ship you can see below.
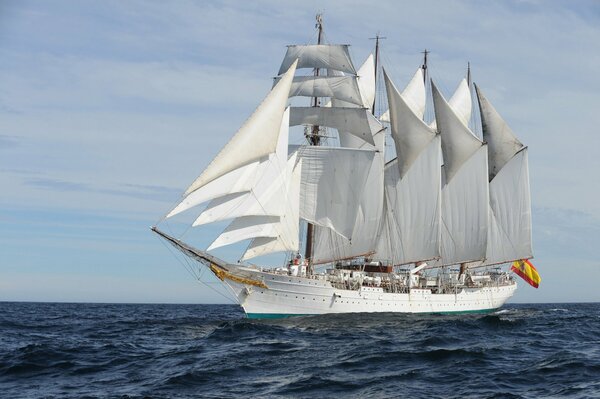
[152,15,538,318]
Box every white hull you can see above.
[221,267,517,318]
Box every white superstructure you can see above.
[152,15,533,318]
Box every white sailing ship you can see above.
[152,16,533,318]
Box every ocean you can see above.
[1,302,599,398]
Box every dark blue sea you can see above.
[1,302,599,398]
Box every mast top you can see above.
[467,61,472,86]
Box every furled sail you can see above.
[475,85,532,264]
[278,45,356,75]
[298,146,375,240]
[374,70,441,265]
[432,82,489,265]
[274,75,363,106]
[289,107,381,145]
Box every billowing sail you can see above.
[476,85,532,264]
[193,107,291,226]
[310,55,383,262]
[207,216,280,251]
[374,70,441,265]
[274,75,363,106]
[242,157,302,260]
[430,78,471,130]
[166,159,263,218]
[278,45,356,75]
[475,85,524,181]
[289,107,381,146]
[384,68,436,178]
[380,67,425,122]
[312,131,385,263]
[184,61,297,195]
[207,154,302,256]
[432,82,488,265]
[484,149,532,264]
[298,146,375,240]
[356,54,375,109]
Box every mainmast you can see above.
[304,13,324,272]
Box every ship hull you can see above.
[221,267,517,318]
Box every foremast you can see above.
[304,13,324,274]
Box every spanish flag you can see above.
[511,259,541,288]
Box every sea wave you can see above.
[0,302,599,398]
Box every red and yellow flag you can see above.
[511,259,541,288]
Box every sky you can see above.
[1,0,599,304]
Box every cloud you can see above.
[1,0,599,304]
[0,134,20,149]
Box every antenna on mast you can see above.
[467,61,472,87]
[421,49,429,84]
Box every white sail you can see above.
[274,75,363,106]
[242,157,302,260]
[192,107,292,226]
[384,68,436,178]
[324,54,375,110]
[166,160,263,218]
[289,107,381,145]
[433,82,488,265]
[298,147,375,240]
[184,61,297,195]
[207,216,280,251]
[278,44,356,75]
[476,85,532,264]
[312,130,385,263]
[380,67,425,122]
[484,149,532,264]
[432,82,482,182]
[356,54,375,109]
[475,85,524,181]
[376,136,442,265]
[373,70,441,264]
[430,78,471,130]
[439,146,489,265]
[208,154,302,254]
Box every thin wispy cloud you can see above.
[0,0,598,303]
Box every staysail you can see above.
[179,61,297,196]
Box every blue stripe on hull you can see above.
[246,308,498,319]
